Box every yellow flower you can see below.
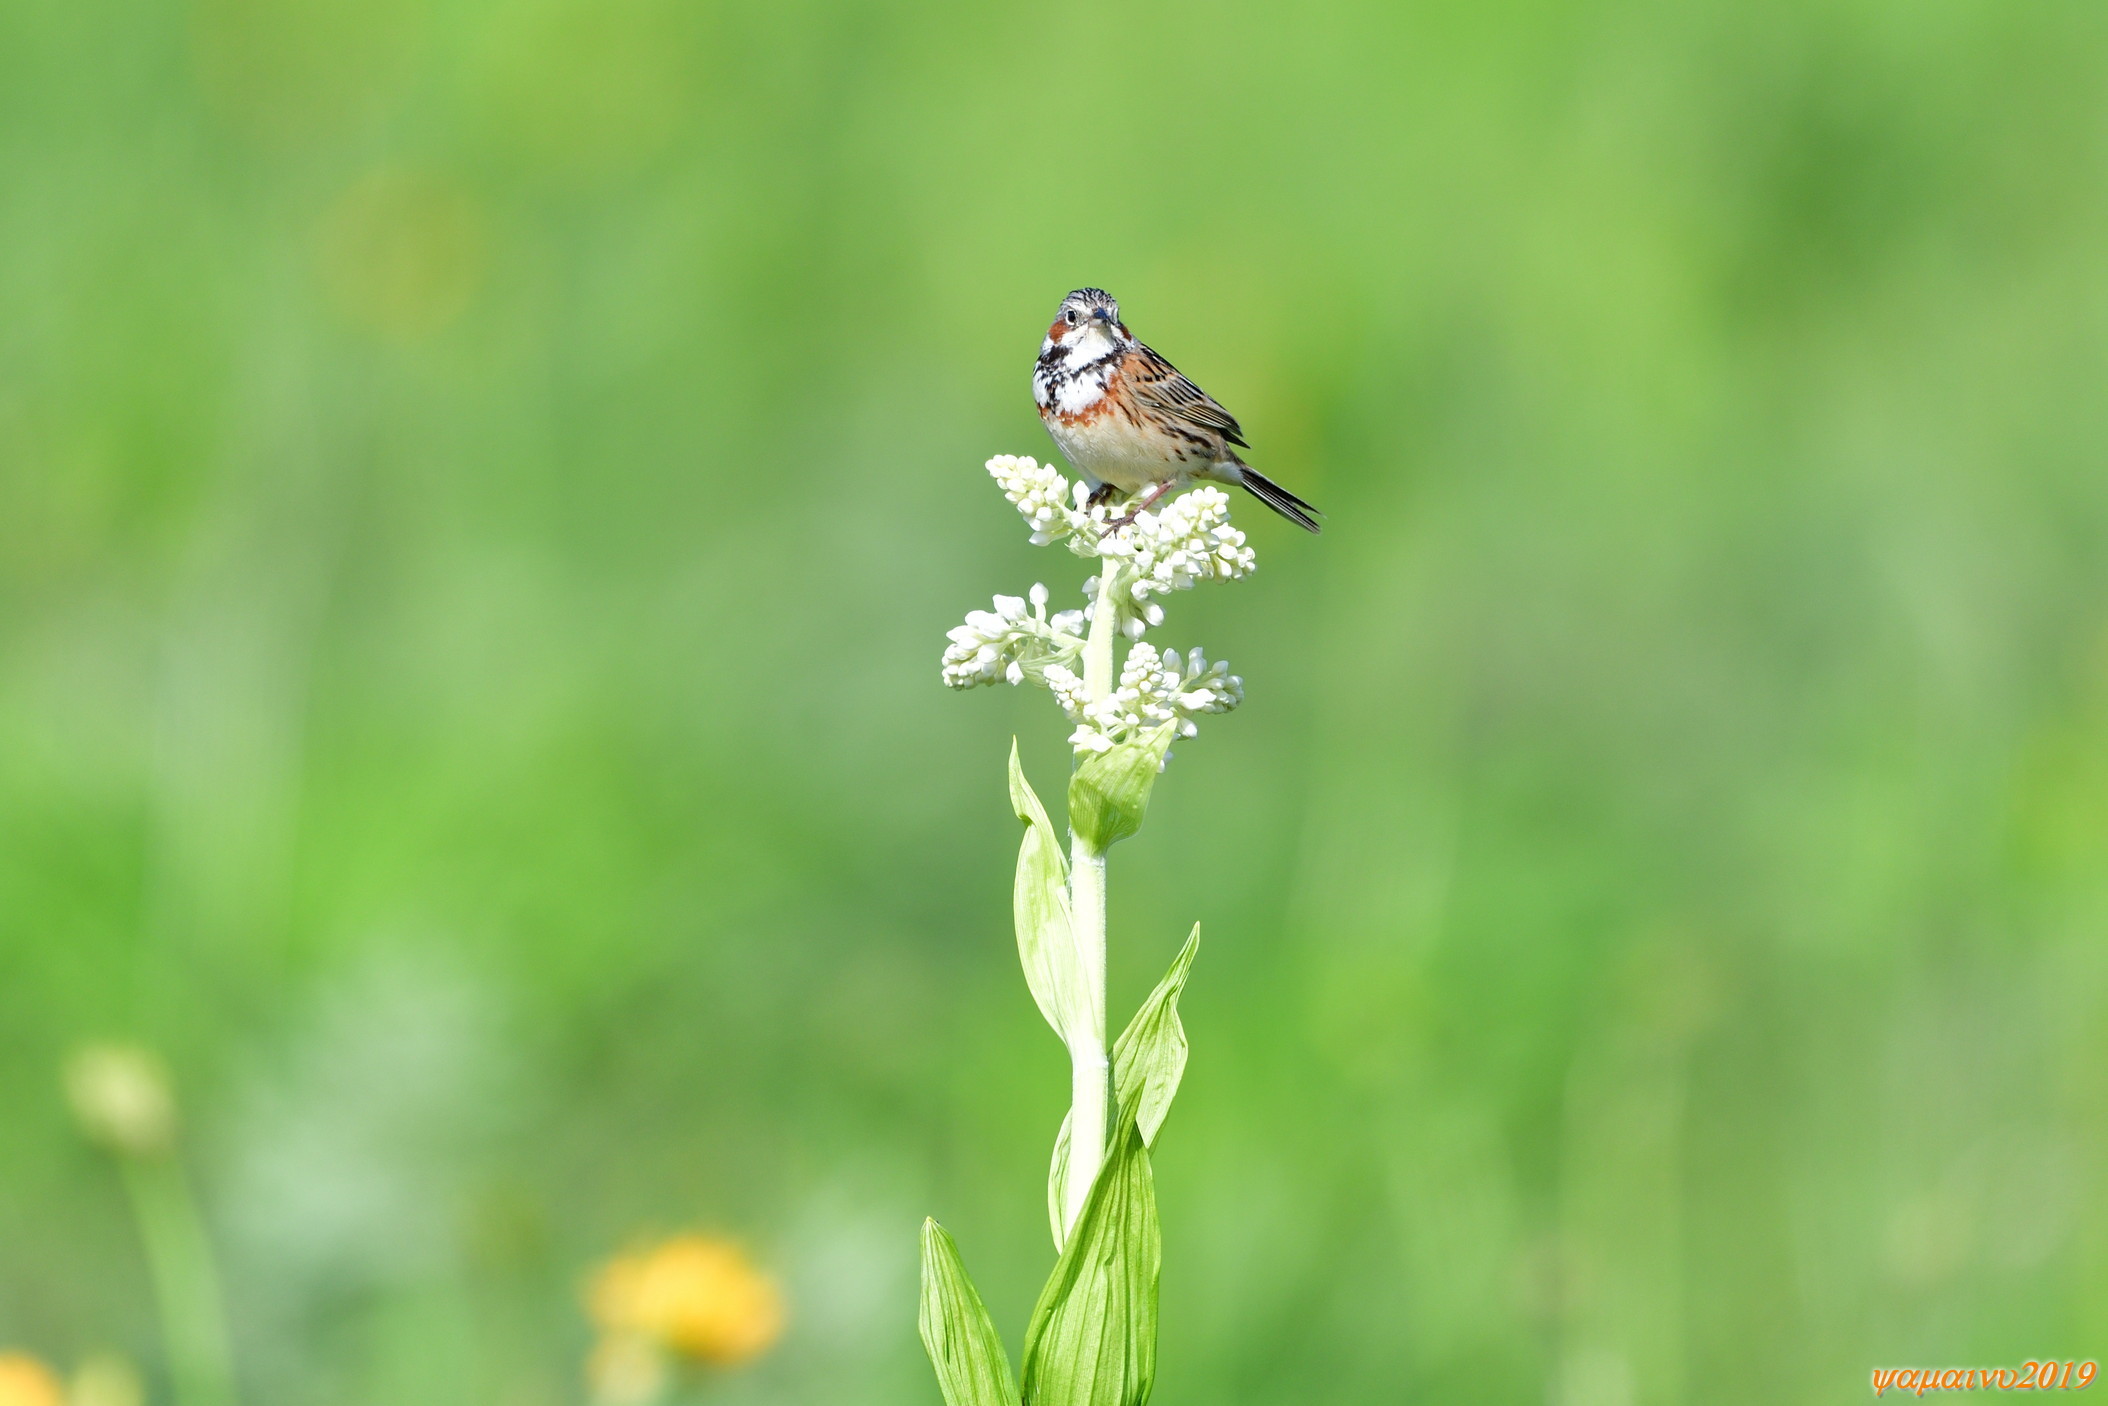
[0,1353,62,1406]
[588,1236,785,1368]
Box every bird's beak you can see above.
[1091,308,1112,323]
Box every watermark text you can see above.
[1873,1362,2096,1396]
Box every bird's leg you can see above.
[1132,480,1177,516]
[1101,480,1177,533]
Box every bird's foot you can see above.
[1098,482,1176,534]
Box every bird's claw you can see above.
[1096,482,1175,535]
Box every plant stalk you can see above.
[1060,566,1124,1237]
[1062,837,1108,1238]
[122,1154,237,1406]
[1081,567,1119,701]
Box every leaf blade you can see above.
[919,1219,1020,1406]
[1046,926,1199,1252]
[1046,1109,1073,1251]
[1020,1122,1159,1406]
[1112,924,1199,1150]
[1066,726,1174,852]
[1009,741,1084,1044]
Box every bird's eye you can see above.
[1063,310,1077,325]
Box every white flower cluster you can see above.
[953,454,1254,758]
[987,455,1083,546]
[987,456,1257,629]
[941,582,1088,690]
[1045,644,1243,754]
[1085,487,1255,633]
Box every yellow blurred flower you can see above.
[588,1235,785,1369]
[0,1353,62,1406]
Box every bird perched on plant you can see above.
[1032,287,1321,533]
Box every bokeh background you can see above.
[4,0,2107,1401]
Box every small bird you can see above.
[1033,288,1320,532]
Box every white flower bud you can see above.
[987,456,1086,544]
[942,593,1090,691]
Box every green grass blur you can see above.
[4,0,2107,1401]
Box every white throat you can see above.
[1063,323,1120,362]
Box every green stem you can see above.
[1062,834,1108,1238]
[122,1155,237,1406]
[1060,566,1124,1238]
[1082,566,1120,700]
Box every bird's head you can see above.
[1044,287,1127,357]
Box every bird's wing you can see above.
[1124,343,1248,448]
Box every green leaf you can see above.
[1010,741,1085,1044]
[1066,726,1174,852]
[1111,924,1199,1149]
[1046,927,1199,1251]
[1046,1109,1073,1252]
[1021,1123,1159,1406]
[919,1219,1020,1406]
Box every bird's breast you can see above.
[1034,356,1114,415]
[1041,394,1182,492]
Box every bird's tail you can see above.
[1236,465,1323,533]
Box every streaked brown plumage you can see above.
[1032,288,1321,532]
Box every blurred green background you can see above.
[4,0,2107,1401]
